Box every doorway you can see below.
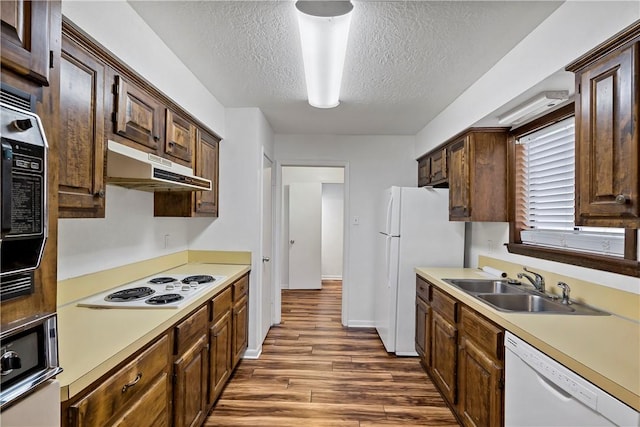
[275,164,349,325]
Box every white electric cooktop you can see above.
[77,274,226,309]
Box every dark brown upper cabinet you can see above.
[566,22,640,228]
[418,147,448,187]
[59,30,106,218]
[1,0,51,85]
[165,109,194,165]
[448,129,508,222]
[113,74,164,152]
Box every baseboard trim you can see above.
[242,347,262,359]
[347,320,376,328]
[321,275,343,280]
[396,350,419,357]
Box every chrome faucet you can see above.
[557,282,572,305]
[517,267,545,293]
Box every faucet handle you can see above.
[557,282,571,305]
[523,267,545,284]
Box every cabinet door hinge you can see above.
[577,83,581,95]
[113,82,119,96]
[49,51,54,69]
[498,377,505,390]
[112,111,117,123]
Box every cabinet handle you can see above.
[122,372,142,393]
[153,135,160,142]
[615,194,629,205]
[95,189,105,198]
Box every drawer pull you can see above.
[122,372,142,393]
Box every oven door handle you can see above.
[1,141,13,233]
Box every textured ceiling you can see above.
[128,1,563,135]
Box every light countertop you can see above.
[56,263,250,401]
[416,267,640,412]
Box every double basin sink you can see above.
[442,279,608,315]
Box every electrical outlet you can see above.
[164,234,171,249]
[487,239,496,253]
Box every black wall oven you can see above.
[1,101,48,301]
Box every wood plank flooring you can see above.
[206,280,459,426]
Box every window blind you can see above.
[516,117,625,257]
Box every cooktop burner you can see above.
[148,277,177,284]
[145,294,184,305]
[182,275,215,284]
[78,274,228,309]
[105,286,155,302]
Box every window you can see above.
[507,104,638,277]
[517,116,625,257]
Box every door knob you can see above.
[290,240,295,244]
[262,257,270,262]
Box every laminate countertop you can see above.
[416,267,640,412]
[56,263,250,401]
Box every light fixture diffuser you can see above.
[498,91,570,125]
[295,1,353,109]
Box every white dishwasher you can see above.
[504,332,639,427]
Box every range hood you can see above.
[107,140,211,192]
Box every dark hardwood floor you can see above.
[206,280,459,426]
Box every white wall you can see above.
[275,135,416,326]
[322,183,344,280]
[280,167,344,286]
[414,2,640,295]
[189,108,274,357]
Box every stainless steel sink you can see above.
[441,278,609,315]
[477,293,574,313]
[443,278,525,294]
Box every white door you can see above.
[288,182,322,289]
[261,154,273,342]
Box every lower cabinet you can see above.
[67,335,171,427]
[62,272,250,427]
[416,275,505,427]
[173,306,209,427]
[208,287,232,405]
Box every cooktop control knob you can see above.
[12,118,33,132]
[1,351,22,376]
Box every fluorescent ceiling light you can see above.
[498,91,570,125]
[295,1,353,109]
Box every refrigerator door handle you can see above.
[385,193,394,235]
[385,235,392,288]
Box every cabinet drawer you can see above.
[174,305,208,355]
[69,335,170,426]
[211,287,232,322]
[431,286,457,323]
[110,372,170,427]
[416,276,431,302]
[232,275,248,301]
[461,306,504,360]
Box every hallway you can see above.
[206,281,458,426]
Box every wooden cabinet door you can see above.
[430,147,448,185]
[113,75,163,151]
[232,294,248,368]
[431,311,457,404]
[418,156,430,187]
[209,310,232,405]
[111,373,170,427]
[173,334,208,427]
[59,33,106,218]
[575,43,639,227]
[448,138,470,220]
[458,337,503,427]
[195,130,219,216]
[165,109,194,165]
[1,0,50,85]
[415,297,429,366]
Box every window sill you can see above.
[506,243,639,277]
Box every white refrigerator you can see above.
[375,186,465,355]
